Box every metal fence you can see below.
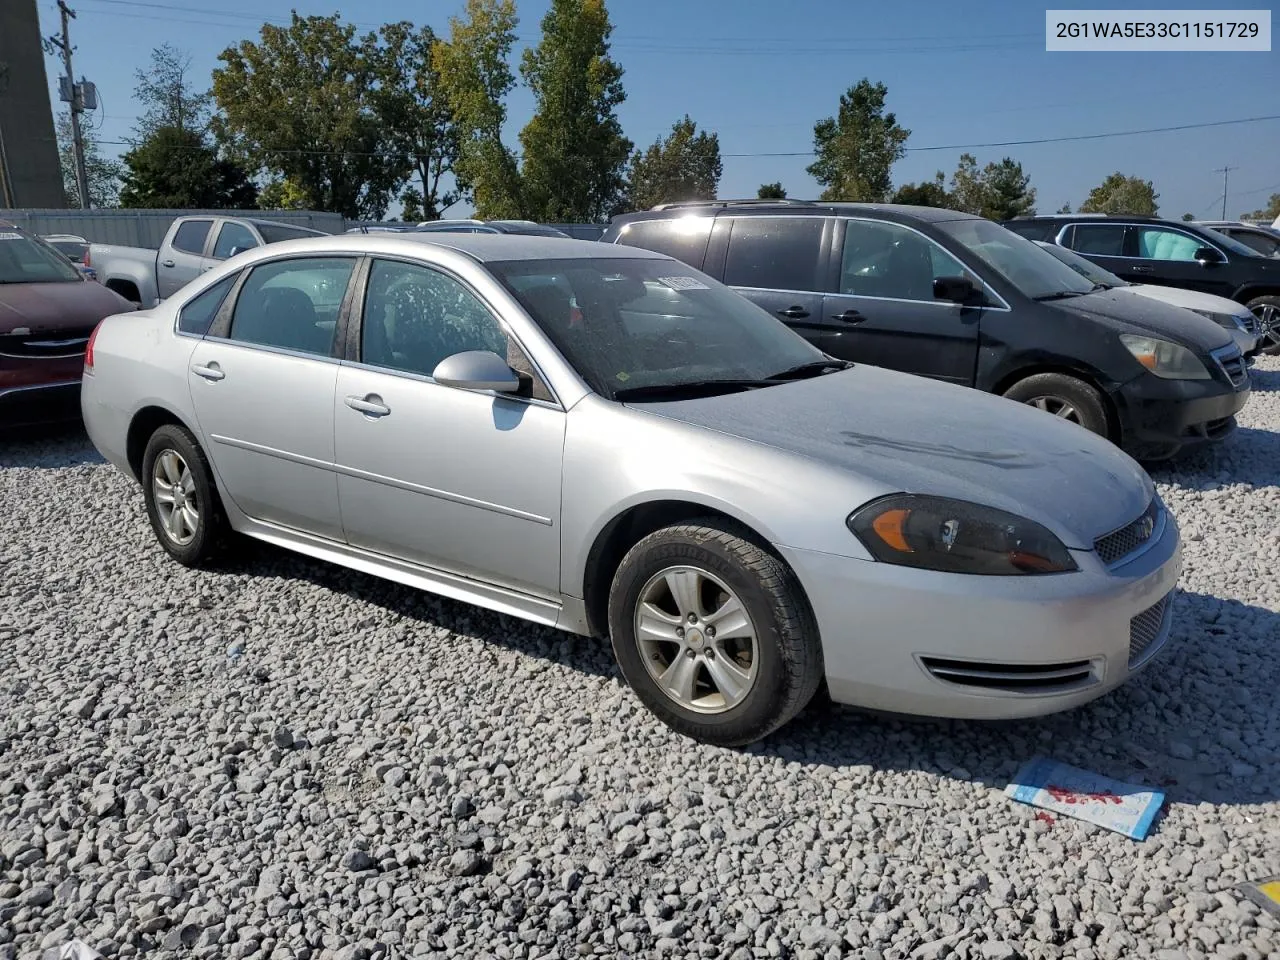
[0,208,347,248]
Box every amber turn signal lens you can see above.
[871,508,913,553]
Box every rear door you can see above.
[720,216,828,336]
[158,219,214,299]
[819,218,982,384]
[1061,222,1134,281]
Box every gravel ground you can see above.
[1,359,1278,960]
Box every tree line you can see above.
[57,0,1263,224]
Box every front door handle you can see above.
[345,394,391,418]
[191,362,225,382]
[832,309,865,323]
[161,259,176,268]
[777,305,810,319]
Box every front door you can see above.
[187,255,358,540]
[720,216,829,344]
[1131,224,1236,298]
[158,218,215,299]
[819,218,981,384]
[333,257,565,598]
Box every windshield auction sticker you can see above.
[1046,9,1271,50]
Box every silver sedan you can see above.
[81,234,1181,746]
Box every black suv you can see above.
[602,200,1251,460]
[1003,214,1280,353]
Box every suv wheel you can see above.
[1002,373,1109,438]
[1246,295,1280,355]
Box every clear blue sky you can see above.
[35,0,1280,220]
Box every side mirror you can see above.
[933,275,980,303]
[227,246,246,258]
[1195,246,1224,265]
[432,350,521,393]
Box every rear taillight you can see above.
[82,248,91,267]
[84,321,101,372]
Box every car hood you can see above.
[0,280,134,334]
[1051,288,1233,352]
[1126,284,1251,317]
[634,366,1155,549]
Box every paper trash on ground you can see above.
[41,941,104,960]
[1239,876,1280,918]
[1005,757,1165,840]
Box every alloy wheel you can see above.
[633,565,759,715]
[1252,302,1280,349]
[1026,395,1081,423]
[151,449,199,546]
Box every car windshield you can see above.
[0,229,84,283]
[937,218,1096,300]
[256,223,325,244]
[1034,241,1127,287]
[488,257,832,400]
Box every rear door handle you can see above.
[161,259,176,268]
[777,305,810,319]
[345,394,390,418]
[191,362,225,382]
[1130,265,1154,273]
[832,309,865,323]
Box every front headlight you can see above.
[847,495,1078,576]
[1188,308,1248,332]
[1119,334,1211,379]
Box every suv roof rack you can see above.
[649,199,817,211]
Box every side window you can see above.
[1136,227,1208,262]
[171,220,212,256]
[177,274,237,336]
[839,219,972,301]
[212,222,259,260]
[227,256,355,356]
[361,259,512,382]
[1233,231,1280,256]
[723,218,825,291]
[1002,220,1056,241]
[615,218,713,268]
[1070,224,1127,256]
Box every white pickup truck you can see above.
[87,215,328,307]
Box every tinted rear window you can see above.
[171,220,212,255]
[1071,224,1127,256]
[723,217,825,291]
[613,218,713,269]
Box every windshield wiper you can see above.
[1034,290,1088,301]
[768,359,853,380]
[613,379,774,401]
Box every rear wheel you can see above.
[141,424,232,567]
[1002,373,1110,439]
[1246,295,1280,355]
[607,521,824,746]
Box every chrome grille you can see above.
[0,331,91,359]
[920,656,1096,693]
[1210,344,1248,388]
[1095,499,1161,567]
[1129,591,1173,669]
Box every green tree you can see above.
[948,154,1036,219]
[892,171,951,208]
[370,22,460,222]
[258,177,310,211]
[56,112,122,207]
[1181,212,1195,221]
[757,182,786,199]
[1242,193,1280,221]
[119,126,257,209]
[1079,173,1159,216]
[626,116,721,211]
[131,43,211,141]
[432,0,524,219]
[806,79,909,202]
[518,0,631,221]
[1056,202,1072,214]
[212,13,400,218]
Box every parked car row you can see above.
[80,230,1183,745]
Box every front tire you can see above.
[1246,295,1280,355]
[1002,373,1110,439]
[607,521,824,747]
[141,424,231,567]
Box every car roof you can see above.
[1011,214,1181,224]
[610,200,983,226]
[245,232,669,263]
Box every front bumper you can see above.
[1112,370,1249,459]
[0,379,83,427]
[778,508,1181,720]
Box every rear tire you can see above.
[141,424,232,567]
[1246,295,1280,355]
[607,520,824,747]
[1002,373,1110,439]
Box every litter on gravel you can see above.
[1005,756,1166,839]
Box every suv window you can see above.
[614,218,713,269]
[178,274,237,336]
[840,220,971,301]
[723,217,825,291]
[227,256,355,355]
[361,259,518,385]
[1070,223,1127,256]
[1136,227,1203,261]
[212,222,259,260]
[171,220,213,255]
[1002,220,1057,242]
[1226,229,1280,257]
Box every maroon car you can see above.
[0,221,135,427]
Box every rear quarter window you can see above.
[613,218,713,269]
[177,274,238,336]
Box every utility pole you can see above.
[1214,165,1236,221]
[47,0,90,208]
